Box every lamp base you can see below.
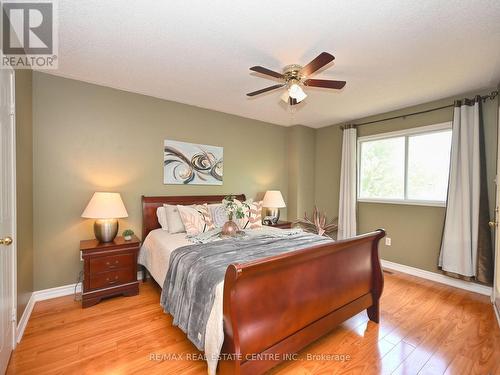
[94,219,118,242]
[264,208,280,225]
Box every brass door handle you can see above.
[0,236,13,246]
[488,221,497,229]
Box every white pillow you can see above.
[165,204,187,234]
[177,204,215,236]
[208,203,228,228]
[156,206,168,230]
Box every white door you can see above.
[0,68,16,375]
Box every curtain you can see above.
[338,126,357,240]
[439,97,493,283]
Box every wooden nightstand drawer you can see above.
[90,253,134,274]
[80,235,141,308]
[89,269,136,290]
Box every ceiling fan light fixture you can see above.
[288,82,307,103]
[247,52,343,106]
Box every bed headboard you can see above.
[141,194,246,240]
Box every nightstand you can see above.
[80,235,140,308]
[264,220,293,229]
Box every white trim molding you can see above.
[34,270,143,301]
[15,293,35,344]
[34,283,82,302]
[494,303,500,328]
[493,303,500,327]
[15,271,144,343]
[381,259,492,296]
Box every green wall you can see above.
[287,125,316,220]
[15,69,34,320]
[315,124,343,222]
[29,71,499,289]
[315,90,499,274]
[32,73,291,290]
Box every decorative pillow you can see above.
[156,206,168,230]
[177,204,215,236]
[165,204,188,234]
[208,203,229,228]
[235,200,263,230]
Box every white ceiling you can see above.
[44,0,500,128]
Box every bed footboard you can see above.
[219,229,385,375]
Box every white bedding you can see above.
[138,229,224,375]
[138,230,191,286]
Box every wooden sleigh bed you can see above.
[142,194,385,375]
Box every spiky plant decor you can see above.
[294,207,338,238]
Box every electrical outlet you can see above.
[385,237,391,246]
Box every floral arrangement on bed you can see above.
[294,206,338,238]
[220,195,250,235]
[222,194,249,221]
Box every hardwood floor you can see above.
[7,271,500,375]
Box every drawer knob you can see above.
[106,275,119,285]
[106,260,119,268]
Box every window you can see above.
[358,123,452,206]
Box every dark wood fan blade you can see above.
[304,79,346,89]
[301,52,335,76]
[249,66,284,79]
[246,84,285,97]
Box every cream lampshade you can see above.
[262,190,286,224]
[82,192,128,242]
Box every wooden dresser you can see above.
[80,235,140,308]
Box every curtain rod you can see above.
[340,90,499,129]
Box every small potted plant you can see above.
[122,229,134,241]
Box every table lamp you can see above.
[262,190,286,225]
[81,192,128,242]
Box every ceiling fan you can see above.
[246,52,346,106]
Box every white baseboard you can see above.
[494,302,500,328]
[381,259,492,296]
[15,271,143,343]
[16,293,35,344]
[34,270,143,301]
[34,283,82,301]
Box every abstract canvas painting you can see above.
[164,140,223,185]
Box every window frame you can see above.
[357,122,452,207]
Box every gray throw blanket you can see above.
[161,231,332,351]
